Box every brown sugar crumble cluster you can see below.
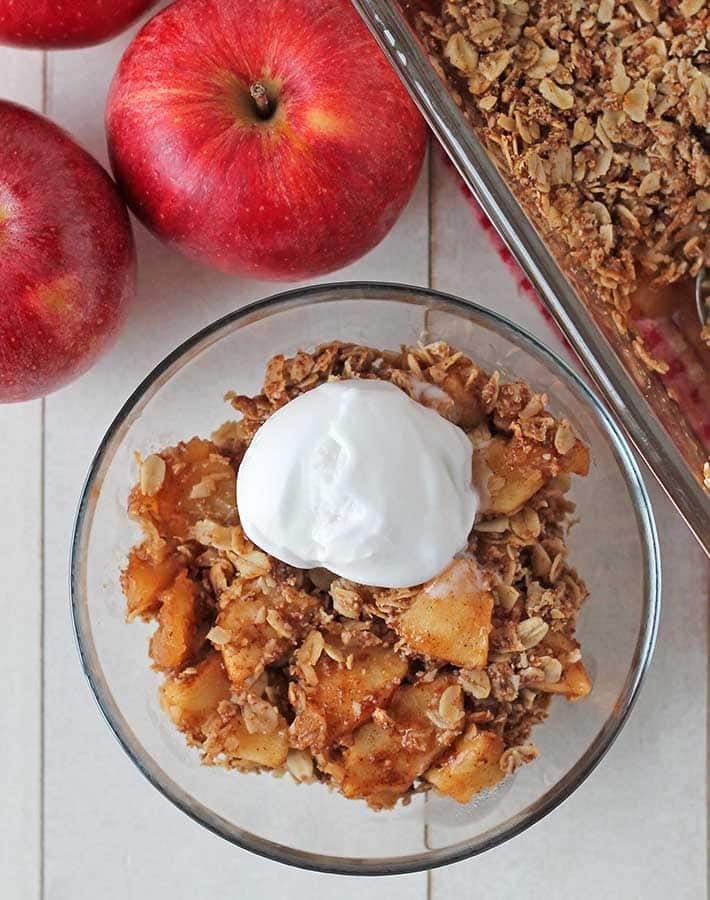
[121,341,593,809]
[414,0,709,355]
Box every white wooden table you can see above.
[2,8,707,899]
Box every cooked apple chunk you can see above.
[216,583,319,689]
[425,727,505,804]
[439,369,485,427]
[160,651,231,741]
[536,631,592,700]
[122,544,185,622]
[394,558,493,667]
[149,571,200,671]
[290,639,408,752]
[336,676,464,808]
[213,718,288,770]
[128,437,237,543]
[476,433,589,515]
[203,706,289,771]
[536,661,592,701]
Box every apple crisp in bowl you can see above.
[122,339,593,809]
[72,284,659,872]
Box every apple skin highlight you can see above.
[106,0,428,280]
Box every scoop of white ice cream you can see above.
[236,379,478,588]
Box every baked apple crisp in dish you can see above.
[416,0,708,349]
[122,339,593,809]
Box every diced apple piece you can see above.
[564,440,590,478]
[217,584,319,689]
[217,594,284,689]
[122,545,185,622]
[533,631,591,700]
[395,559,493,667]
[476,434,589,516]
[290,641,408,751]
[212,715,289,769]
[542,629,576,655]
[149,571,200,670]
[475,436,543,514]
[160,651,231,739]
[536,661,592,701]
[337,676,462,808]
[337,723,404,808]
[480,436,544,515]
[128,437,237,543]
[440,369,484,427]
[425,728,504,804]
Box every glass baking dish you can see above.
[352,0,709,555]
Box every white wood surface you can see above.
[1,10,707,899]
[1,401,42,900]
[1,47,44,900]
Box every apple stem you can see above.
[249,82,273,119]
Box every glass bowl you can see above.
[71,282,660,875]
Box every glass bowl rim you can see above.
[70,280,661,876]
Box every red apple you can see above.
[0,1,159,49]
[106,0,427,280]
[0,101,135,402]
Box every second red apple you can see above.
[106,0,427,280]
[0,101,135,402]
